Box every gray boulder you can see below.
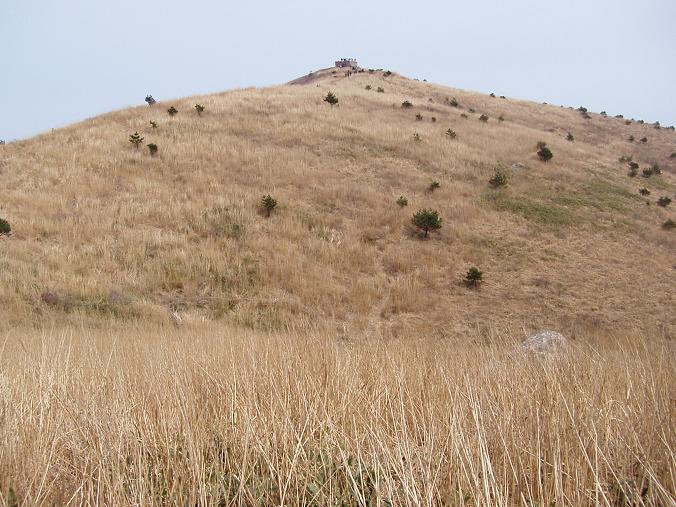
[522,330,568,355]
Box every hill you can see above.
[0,65,674,505]
[2,66,674,338]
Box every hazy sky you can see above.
[2,0,675,141]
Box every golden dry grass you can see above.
[0,67,675,505]
[0,325,673,505]
[1,67,675,337]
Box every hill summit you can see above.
[1,65,674,337]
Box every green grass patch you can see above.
[483,191,578,228]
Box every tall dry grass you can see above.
[0,324,673,505]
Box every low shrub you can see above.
[628,135,634,142]
[662,219,675,230]
[411,209,442,238]
[640,137,647,143]
[147,143,158,156]
[150,121,158,129]
[402,101,413,108]
[446,129,456,139]
[657,197,672,207]
[468,108,475,113]
[479,114,489,122]
[416,113,423,121]
[413,132,421,142]
[129,132,144,149]
[431,117,437,123]
[428,180,440,192]
[260,195,278,217]
[145,95,156,105]
[194,104,205,115]
[448,97,459,107]
[490,93,495,98]
[639,187,650,196]
[566,132,574,142]
[537,146,553,162]
[0,218,10,235]
[324,91,339,106]
[464,267,483,288]
[365,85,372,90]
[498,114,505,122]
[377,87,384,93]
[167,106,178,117]
[396,196,408,208]
[489,169,508,187]
[460,113,468,119]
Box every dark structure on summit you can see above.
[335,58,358,68]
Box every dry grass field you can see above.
[0,326,673,505]
[0,66,675,505]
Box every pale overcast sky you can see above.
[1,0,675,141]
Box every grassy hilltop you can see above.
[0,67,674,505]
[1,66,675,337]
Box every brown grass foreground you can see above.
[0,324,673,505]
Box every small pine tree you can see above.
[490,93,496,98]
[415,113,423,121]
[145,95,156,105]
[479,114,489,122]
[0,218,10,235]
[396,196,408,208]
[377,87,385,93]
[638,187,650,196]
[129,131,144,149]
[448,97,459,107]
[642,167,653,178]
[194,104,205,115]
[428,180,440,192]
[489,169,508,187]
[411,209,442,238]
[167,106,178,117]
[446,129,457,139]
[464,267,483,287]
[566,132,574,142]
[261,194,278,217]
[147,143,158,156]
[537,146,553,162]
[365,85,372,90]
[324,91,339,106]
[150,121,158,129]
[413,132,421,142]
[402,101,413,108]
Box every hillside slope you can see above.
[1,67,675,337]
